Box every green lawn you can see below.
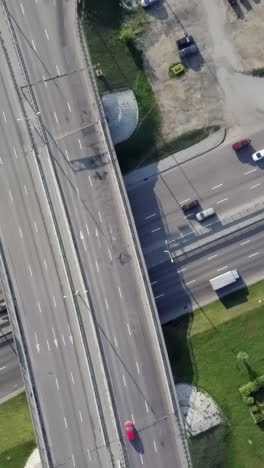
[81,1,217,173]
[0,393,36,467]
[163,283,264,467]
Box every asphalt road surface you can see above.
[0,2,190,468]
[0,320,23,400]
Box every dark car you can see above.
[177,35,198,58]
[228,0,237,5]
[232,139,251,151]
[181,199,199,213]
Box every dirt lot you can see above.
[140,0,264,141]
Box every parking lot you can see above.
[141,0,264,142]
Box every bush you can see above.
[250,405,259,414]
[242,395,254,406]
[253,412,264,423]
[256,375,264,386]
[240,381,256,396]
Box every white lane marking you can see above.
[240,240,250,246]
[28,265,33,277]
[64,417,68,429]
[127,323,131,336]
[13,147,18,159]
[9,190,13,202]
[24,185,28,196]
[184,213,194,218]
[55,377,59,391]
[37,301,42,314]
[79,410,83,423]
[145,400,149,413]
[131,413,135,424]
[85,223,90,237]
[186,280,196,285]
[153,440,157,453]
[248,252,259,258]
[65,149,70,161]
[80,230,87,251]
[43,75,48,87]
[43,258,48,270]
[44,28,49,40]
[136,361,140,374]
[208,254,218,260]
[217,266,228,272]
[250,183,261,189]
[0,157,3,165]
[87,450,91,461]
[95,261,99,273]
[104,297,109,310]
[122,375,127,387]
[140,453,143,465]
[98,211,103,223]
[152,227,161,233]
[72,454,76,467]
[145,213,156,219]
[78,139,83,150]
[31,39,36,51]
[19,226,23,238]
[54,111,59,124]
[53,296,57,308]
[47,340,51,351]
[0,366,6,371]
[75,187,80,199]
[89,175,93,187]
[177,268,186,273]
[56,64,60,76]
[34,221,38,233]
[108,248,112,261]
[211,183,223,190]
[216,197,229,204]
[2,111,7,122]
[20,3,25,15]
[71,371,75,385]
[118,287,122,298]
[67,102,72,112]
[114,336,118,348]
[35,332,40,353]
[151,280,158,286]
[244,168,257,175]
[179,198,190,204]
[95,229,101,248]
[154,293,164,299]
[52,328,58,348]
[62,335,66,346]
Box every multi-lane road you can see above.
[0,1,190,468]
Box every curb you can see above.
[0,387,25,405]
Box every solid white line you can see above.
[216,197,229,204]
[9,190,13,202]
[72,454,76,467]
[89,175,93,187]
[177,268,186,273]
[248,252,259,258]
[104,297,109,310]
[78,139,83,150]
[154,293,164,299]
[31,39,36,51]
[122,375,127,387]
[28,265,33,277]
[127,323,131,336]
[13,147,18,159]
[54,111,59,124]
[56,64,60,76]
[179,198,190,204]
[217,266,228,272]
[67,102,71,112]
[244,168,257,175]
[145,213,156,219]
[250,183,261,189]
[79,410,83,423]
[151,280,158,285]
[55,378,59,391]
[208,254,218,260]
[44,28,49,40]
[71,372,75,385]
[2,111,7,122]
[136,361,140,374]
[64,417,68,429]
[240,240,250,246]
[118,287,122,298]
[211,183,223,190]
[98,211,103,223]
[34,221,38,233]
[186,280,196,285]
[152,227,161,233]
[0,366,6,371]
[95,261,99,273]
[140,453,143,465]
[153,440,157,453]
[108,249,112,261]
[145,400,149,413]
[20,3,25,15]
[114,336,118,348]
[19,226,23,238]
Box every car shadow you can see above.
[234,144,264,168]
[144,0,168,20]
[219,280,249,308]
[229,3,245,19]
[181,50,205,72]
[240,0,253,11]
[130,430,144,453]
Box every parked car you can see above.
[232,138,251,151]
[196,208,215,222]
[124,421,135,441]
[181,199,199,213]
[228,0,237,5]
[252,149,264,161]
[177,35,198,58]
[141,0,159,7]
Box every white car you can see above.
[141,0,159,7]
[196,208,215,222]
[252,149,264,161]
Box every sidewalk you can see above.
[124,129,226,189]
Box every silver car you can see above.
[196,208,215,222]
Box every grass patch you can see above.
[251,68,264,78]
[0,393,36,467]
[163,282,264,468]
[81,1,219,173]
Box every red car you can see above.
[232,139,251,151]
[124,421,135,441]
